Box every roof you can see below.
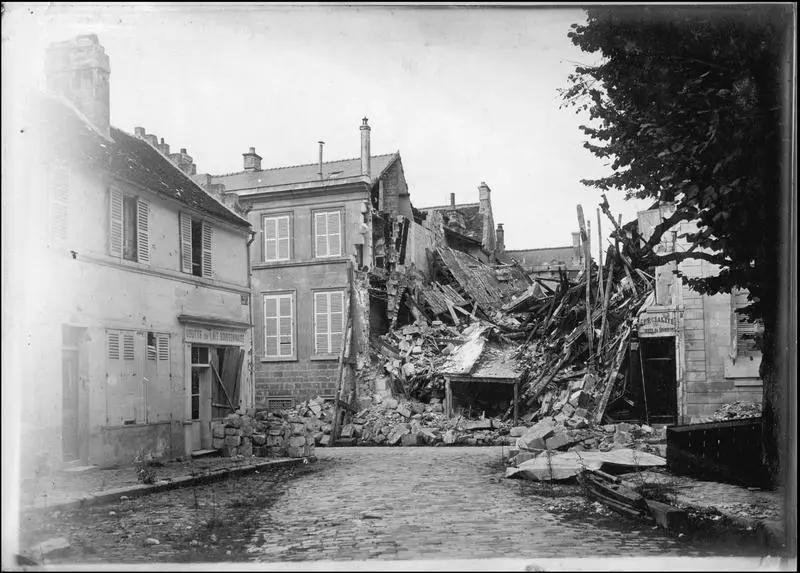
[35,94,250,228]
[419,203,484,244]
[502,246,580,270]
[210,153,398,191]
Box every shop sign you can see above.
[638,310,678,337]
[185,325,245,346]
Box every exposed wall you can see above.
[405,220,439,276]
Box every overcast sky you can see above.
[4,3,652,251]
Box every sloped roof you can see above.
[503,246,580,270]
[420,203,484,244]
[210,153,398,191]
[35,94,249,228]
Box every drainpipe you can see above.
[246,229,257,411]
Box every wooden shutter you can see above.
[314,292,329,353]
[278,295,293,356]
[329,290,344,354]
[107,330,120,360]
[122,332,135,361]
[136,199,150,263]
[179,213,192,273]
[277,216,290,260]
[264,217,278,261]
[50,163,69,242]
[733,290,760,359]
[327,211,341,256]
[201,221,213,278]
[264,296,278,356]
[315,212,328,257]
[157,334,170,362]
[109,188,124,257]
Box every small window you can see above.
[314,210,342,258]
[732,290,762,361]
[264,293,295,359]
[123,195,138,261]
[314,290,345,355]
[109,188,149,263]
[146,332,157,361]
[191,346,209,365]
[180,213,213,278]
[263,214,291,262]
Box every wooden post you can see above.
[598,252,616,356]
[330,284,353,445]
[513,381,519,425]
[577,205,594,362]
[596,208,604,303]
[445,378,453,418]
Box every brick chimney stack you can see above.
[450,193,456,207]
[572,231,582,262]
[45,34,111,137]
[360,117,371,179]
[243,147,262,171]
[169,148,197,176]
[477,182,496,253]
[496,223,505,254]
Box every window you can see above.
[180,213,213,277]
[731,289,762,362]
[263,293,295,359]
[109,188,149,263]
[263,214,291,262]
[314,210,342,258]
[105,329,143,425]
[314,290,345,355]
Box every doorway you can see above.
[639,336,678,425]
[62,325,85,462]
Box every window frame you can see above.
[312,208,344,259]
[262,212,293,262]
[109,187,150,264]
[262,291,297,362]
[179,212,214,278]
[313,288,346,358]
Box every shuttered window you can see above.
[180,213,213,278]
[264,293,295,359]
[314,290,344,355]
[105,328,143,425]
[314,210,342,258]
[109,188,149,263]
[732,289,762,361]
[49,162,69,243]
[263,214,291,262]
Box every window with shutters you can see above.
[731,289,762,362]
[314,290,345,356]
[109,188,149,264]
[262,214,291,262]
[263,292,295,360]
[105,328,144,425]
[179,213,213,278]
[313,209,343,258]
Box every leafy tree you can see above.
[562,6,793,486]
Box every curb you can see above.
[21,457,314,515]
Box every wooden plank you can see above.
[210,363,235,411]
[593,323,632,423]
[577,204,594,362]
[597,252,616,355]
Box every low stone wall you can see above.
[211,410,315,459]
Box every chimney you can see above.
[572,231,582,261]
[496,223,505,253]
[318,141,325,180]
[450,193,456,207]
[144,133,158,148]
[157,137,170,156]
[478,181,491,205]
[45,34,111,137]
[134,126,145,138]
[477,182,495,252]
[169,148,196,176]
[242,147,262,171]
[360,117,371,178]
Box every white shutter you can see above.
[107,330,120,360]
[179,213,192,273]
[314,292,329,353]
[109,188,123,257]
[327,211,341,256]
[264,217,278,261]
[122,332,135,361]
[157,334,170,361]
[136,199,150,264]
[329,291,344,354]
[315,212,328,258]
[264,296,278,357]
[264,294,293,358]
[201,221,213,278]
[277,216,290,260]
[279,295,293,356]
[50,163,69,242]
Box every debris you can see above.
[506,448,666,482]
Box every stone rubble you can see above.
[211,407,316,459]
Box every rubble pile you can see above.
[211,409,316,459]
[708,401,763,421]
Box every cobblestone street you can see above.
[20,446,772,565]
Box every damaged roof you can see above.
[420,203,485,244]
[210,153,399,191]
[503,246,581,270]
[35,94,250,228]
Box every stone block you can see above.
[286,446,304,458]
[411,402,426,415]
[560,403,575,418]
[614,431,632,445]
[387,424,410,445]
[573,408,589,420]
[288,436,306,448]
[221,445,238,457]
[545,431,581,451]
[253,446,267,458]
[319,434,331,447]
[352,424,363,438]
[291,423,306,436]
[616,422,634,433]
[306,434,315,445]
[252,434,266,446]
[225,427,239,436]
[602,424,616,433]
[401,432,422,447]
[509,426,527,437]
[568,390,591,409]
[396,405,412,419]
[224,435,241,447]
[430,403,443,413]
[239,441,253,457]
[340,424,354,438]
[241,424,253,437]
[463,419,493,431]
[212,437,225,449]
[313,432,324,445]
[268,428,283,436]
[443,430,458,444]
[519,418,555,449]
[373,433,386,445]
[383,398,399,410]
[212,425,226,439]
[266,435,284,448]
[225,415,242,429]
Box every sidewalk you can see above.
[20,455,309,514]
[617,469,786,547]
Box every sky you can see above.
[3,3,652,251]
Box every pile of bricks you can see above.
[211,409,315,459]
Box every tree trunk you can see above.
[759,322,783,489]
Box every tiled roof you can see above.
[210,153,398,191]
[36,94,249,228]
[420,203,484,244]
[503,246,580,269]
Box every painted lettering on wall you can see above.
[185,326,245,346]
[638,311,678,337]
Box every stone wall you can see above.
[211,409,316,459]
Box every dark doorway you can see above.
[62,326,82,462]
[639,336,678,425]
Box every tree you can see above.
[561,6,793,487]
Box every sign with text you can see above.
[185,325,245,346]
[638,310,678,338]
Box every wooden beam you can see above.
[596,207,605,303]
[577,204,594,363]
[597,251,616,356]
